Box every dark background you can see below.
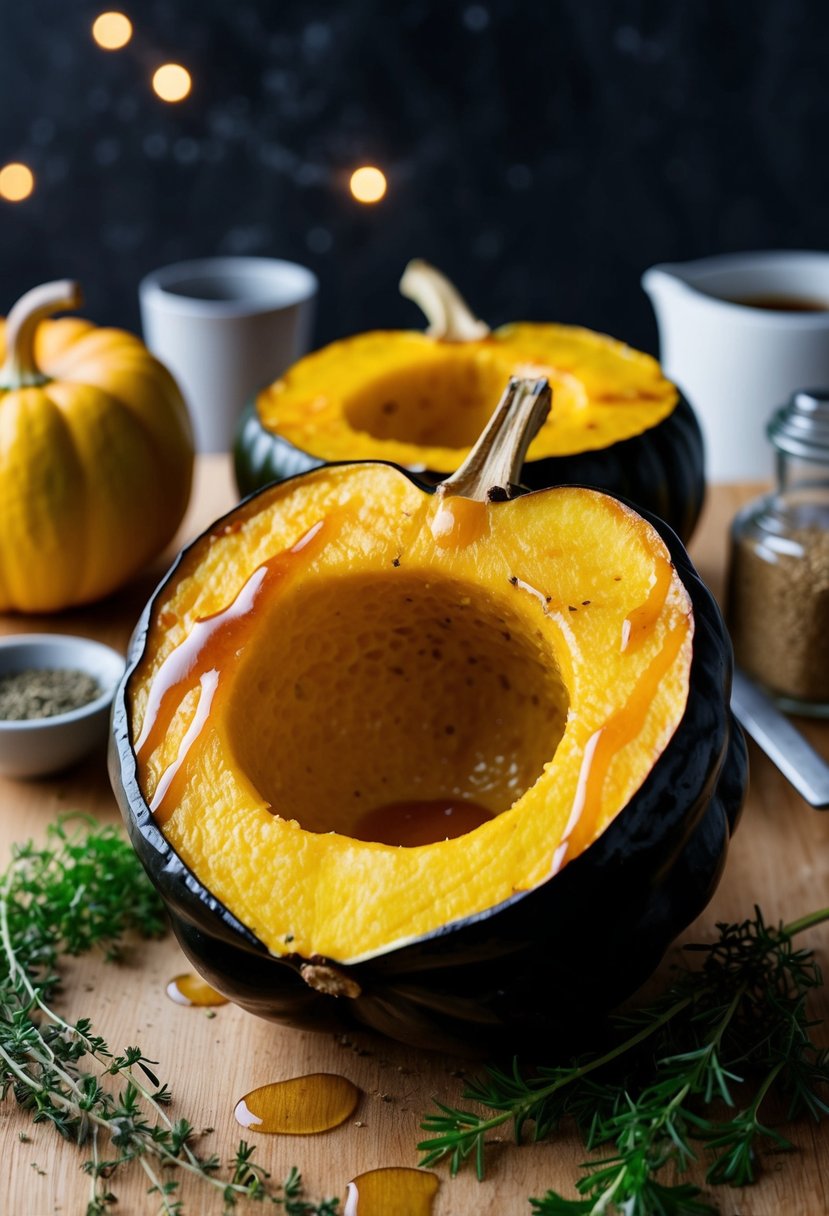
[1,1,828,354]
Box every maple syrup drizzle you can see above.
[429,495,488,549]
[233,1073,359,1134]
[135,519,328,824]
[344,1167,439,1216]
[150,670,218,821]
[552,623,689,873]
[620,555,674,654]
[489,550,686,873]
[351,798,494,847]
[166,973,229,1007]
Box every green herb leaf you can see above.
[419,905,829,1213]
[0,815,337,1215]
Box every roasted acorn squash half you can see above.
[235,262,705,542]
[112,379,745,1054]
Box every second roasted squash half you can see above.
[235,262,705,541]
[114,379,744,1053]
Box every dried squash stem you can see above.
[0,280,81,390]
[399,259,491,342]
[437,376,552,503]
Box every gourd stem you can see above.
[399,259,491,342]
[0,279,82,390]
[438,376,552,502]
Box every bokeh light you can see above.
[152,64,192,103]
[0,163,35,203]
[92,12,133,50]
[349,165,387,204]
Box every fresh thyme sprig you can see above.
[419,907,829,1214]
[0,816,337,1216]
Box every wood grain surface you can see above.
[1,463,828,1216]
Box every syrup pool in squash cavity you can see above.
[128,379,693,968]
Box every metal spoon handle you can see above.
[731,668,829,809]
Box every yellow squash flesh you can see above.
[130,462,693,965]
[256,324,678,473]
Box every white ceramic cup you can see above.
[139,256,318,453]
[643,251,829,481]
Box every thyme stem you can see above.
[420,906,829,1214]
[0,817,338,1215]
[782,906,829,938]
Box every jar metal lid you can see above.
[767,388,829,460]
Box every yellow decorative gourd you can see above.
[0,280,194,613]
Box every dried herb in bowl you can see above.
[0,667,102,720]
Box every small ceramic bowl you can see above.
[0,634,125,779]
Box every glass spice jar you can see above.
[727,388,829,717]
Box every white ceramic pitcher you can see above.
[642,251,829,480]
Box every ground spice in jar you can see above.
[727,526,829,705]
[0,667,102,720]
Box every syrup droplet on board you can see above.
[344,1167,439,1216]
[135,519,328,824]
[166,973,229,1007]
[233,1073,360,1134]
[352,798,493,846]
[429,495,488,549]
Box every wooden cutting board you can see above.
[1,462,828,1216]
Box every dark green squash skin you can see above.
[109,467,745,1057]
[234,392,706,543]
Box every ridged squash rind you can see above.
[109,469,744,1054]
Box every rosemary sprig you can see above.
[419,907,829,1214]
[0,816,337,1215]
